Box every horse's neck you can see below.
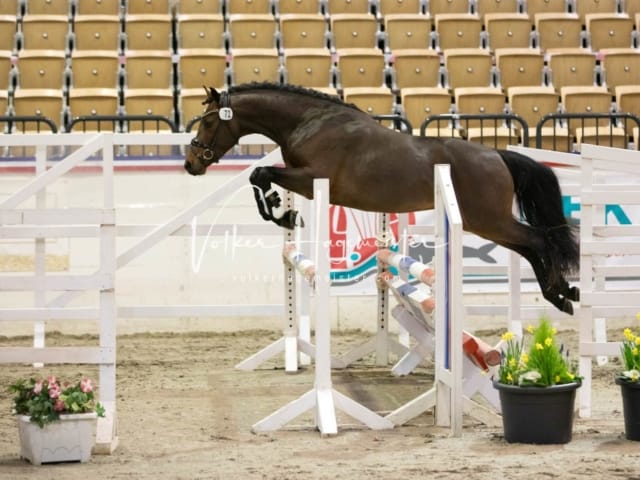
[235,94,306,145]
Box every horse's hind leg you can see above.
[478,219,575,315]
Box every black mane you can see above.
[227,82,359,110]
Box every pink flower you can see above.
[80,378,93,393]
[48,383,61,399]
[47,375,57,386]
[53,399,65,412]
[33,380,43,394]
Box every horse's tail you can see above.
[497,149,580,277]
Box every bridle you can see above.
[189,91,233,162]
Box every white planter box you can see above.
[17,413,97,465]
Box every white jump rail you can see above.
[0,134,118,453]
[0,132,288,452]
[252,179,394,435]
[510,144,640,417]
[578,144,640,417]
[377,248,502,429]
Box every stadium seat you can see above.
[67,88,120,132]
[455,86,516,148]
[383,14,433,52]
[124,14,173,51]
[19,15,72,51]
[335,48,386,89]
[507,85,567,150]
[228,14,278,49]
[399,87,453,135]
[15,49,68,90]
[616,85,640,118]
[279,13,329,50]
[560,85,614,132]
[124,50,174,89]
[73,15,123,51]
[228,48,281,85]
[585,14,634,51]
[484,13,533,51]
[282,48,336,94]
[390,48,442,90]
[599,48,640,93]
[13,88,66,131]
[0,49,14,94]
[534,13,583,51]
[342,86,396,117]
[546,48,597,92]
[495,48,545,91]
[123,88,176,155]
[444,48,494,89]
[177,48,227,90]
[435,13,482,50]
[176,14,225,50]
[330,13,380,50]
[70,50,121,89]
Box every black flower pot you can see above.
[615,377,640,441]
[493,381,581,444]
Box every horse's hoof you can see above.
[279,210,303,230]
[566,286,580,302]
[266,191,281,209]
[562,299,574,316]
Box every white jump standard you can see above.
[382,165,502,434]
[251,179,394,435]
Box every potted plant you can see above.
[493,317,581,444]
[615,318,640,441]
[8,375,105,465]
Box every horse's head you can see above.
[185,86,238,175]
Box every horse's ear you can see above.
[201,85,221,105]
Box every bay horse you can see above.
[185,82,579,315]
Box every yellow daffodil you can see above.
[501,331,514,341]
[506,373,513,382]
[526,324,534,334]
[508,358,516,368]
[555,375,560,383]
[544,337,553,347]
[551,328,557,335]
[520,352,529,364]
[535,342,543,350]
[624,328,635,341]
[633,348,639,356]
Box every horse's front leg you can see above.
[249,166,314,229]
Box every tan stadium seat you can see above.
[177,48,227,90]
[546,48,597,93]
[495,48,545,91]
[124,50,174,89]
[282,48,336,95]
[16,49,68,90]
[279,14,328,50]
[325,0,371,15]
[383,14,433,52]
[599,48,640,93]
[125,0,172,15]
[20,15,72,51]
[330,13,380,50]
[444,48,493,90]
[534,13,583,51]
[226,0,272,15]
[484,13,533,51]
[229,48,281,85]
[73,15,122,51]
[276,0,322,16]
[435,13,482,50]
[335,48,386,89]
[427,0,470,16]
[390,49,441,90]
[228,14,278,49]
[399,87,453,135]
[70,50,121,88]
[124,14,173,50]
[585,14,634,52]
[176,14,225,50]
[175,0,222,15]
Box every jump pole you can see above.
[337,212,409,367]
[252,179,394,435]
[235,190,309,372]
